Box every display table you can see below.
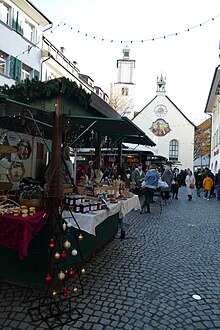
[62,194,140,236]
[0,195,140,285]
[0,208,49,260]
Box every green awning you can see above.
[64,115,155,147]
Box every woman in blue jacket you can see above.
[140,164,160,214]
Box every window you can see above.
[21,63,32,80]
[122,87,128,96]
[0,50,8,75]
[0,1,10,25]
[23,20,35,42]
[169,139,179,161]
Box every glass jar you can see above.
[80,203,87,213]
[97,202,102,210]
[75,204,81,213]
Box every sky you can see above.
[32,0,220,124]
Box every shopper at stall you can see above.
[75,163,86,186]
[140,164,160,214]
[44,146,74,185]
[161,165,173,201]
[131,163,145,196]
[86,161,95,183]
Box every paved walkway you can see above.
[1,187,220,329]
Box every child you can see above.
[203,173,214,201]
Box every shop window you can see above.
[169,139,179,161]
[0,50,8,75]
[0,1,11,25]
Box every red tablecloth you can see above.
[0,208,49,260]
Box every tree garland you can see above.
[0,77,91,109]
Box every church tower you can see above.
[156,74,166,95]
[113,45,136,119]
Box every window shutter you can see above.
[12,9,17,30]
[9,56,16,79]
[16,11,23,35]
[15,58,22,80]
[34,70,40,80]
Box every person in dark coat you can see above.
[195,168,203,197]
[161,165,173,200]
[214,169,220,201]
[171,168,181,199]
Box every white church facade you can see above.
[133,75,195,170]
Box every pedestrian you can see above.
[195,168,203,197]
[86,161,95,183]
[214,169,220,201]
[203,173,214,201]
[131,163,145,197]
[75,163,86,186]
[161,165,173,201]
[171,167,181,199]
[140,164,160,214]
[185,169,195,201]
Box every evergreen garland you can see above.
[0,77,91,109]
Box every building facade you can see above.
[133,75,195,170]
[0,0,52,86]
[205,65,220,174]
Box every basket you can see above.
[19,198,44,208]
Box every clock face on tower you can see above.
[154,104,168,117]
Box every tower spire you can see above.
[157,74,166,93]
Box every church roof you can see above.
[133,95,196,128]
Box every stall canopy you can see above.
[64,115,155,147]
[0,94,155,147]
[0,94,54,139]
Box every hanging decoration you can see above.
[60,14,220,44]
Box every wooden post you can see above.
[48,90,64,230]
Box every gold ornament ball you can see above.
[78,234,83,241]
[63,240,71,249]
[81,268,85,274]
[73,287,78,293]
[58,271,65,280]
[52,290,57,297]
[54,252,60,259]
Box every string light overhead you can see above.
[58,14,220,44]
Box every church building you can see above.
[132,75,195,170]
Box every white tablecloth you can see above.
[62,194,140,236]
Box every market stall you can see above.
[0,78,154,324]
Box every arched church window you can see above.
[169,139,179,161]
[121,87,124,95]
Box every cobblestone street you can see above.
[1,187,220,330]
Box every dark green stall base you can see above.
[0,213,119,286]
